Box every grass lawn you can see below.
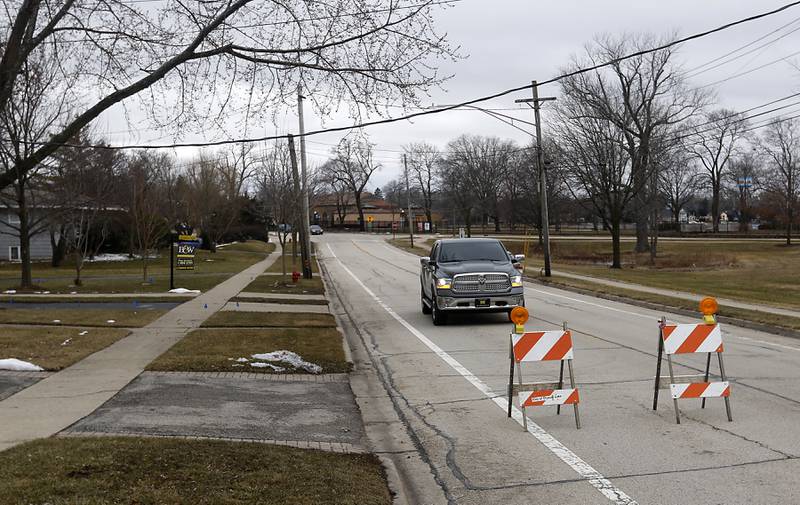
[264,252,321,274]
[505,239,800,310]
[147,327,350,373]
[0,327,129,370]
[231,296,328,305]
[0,437,390,505]
[245,275,325,295]
[2,295,194,303]
[387,237,431,256]
[539,275,800,332]
[0,308,167,327]
[202,311,336,328]
[0,241,275,294]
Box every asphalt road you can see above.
[319,233,800,505]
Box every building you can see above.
[311,192,440,231]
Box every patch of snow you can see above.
[249,362,285,371]
[4,289,16,294]
[168,288,201,294]
[0,358,44,371]
[106,319,116,324]
[52,319,61,323]
[87,253,137,262]
[216,241,238,248]
[234,357,249,363]
[250,350,322,374]
[78,330,88,336]
[61,338,72,346]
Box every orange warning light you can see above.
[510,306,529,326]
[699,297,718,316]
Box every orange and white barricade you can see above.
[652,317,733,424]
[507,321,581,430]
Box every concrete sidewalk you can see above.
[0,250,279,452]
[549,270,800,319]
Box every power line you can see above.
[684,14,800,76]
[17,0,800,150]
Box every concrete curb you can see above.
[319,249,447,505]
[57,431,365,453]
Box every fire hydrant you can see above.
[291,271,301,283]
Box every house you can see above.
[0,207,55,261]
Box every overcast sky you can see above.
[96,0,800,191]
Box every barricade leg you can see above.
[718,353,733,422]
[516,362,527,431]
[507,339,514,418]
[556,360,564,416]
[701,352,711,409]
[653,319,665,411]
[666,354,681,424]
[558,322,567,415]
[567,359,581,429]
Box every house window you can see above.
[9,245,21,262]
[6,211,20,225]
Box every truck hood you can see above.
[437,260,515,277]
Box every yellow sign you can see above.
[367,215,374,223]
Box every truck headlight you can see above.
[511,275,523,287]
[436,277,452,289]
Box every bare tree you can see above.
[0,0,458,192]
[728,151,762,231]
[441,135,514,234]
[256,141,295,276]
[560,33,707,252]
[127,152,170,282]
[404,142,441,225]
[660,150,699,228]
[552,104,633,268]
[328,134,380,232]
[759,119,800,245]
[317,160,352,226]
[688,109,748,232]
[0,49,70,287]
[58,144,121,286]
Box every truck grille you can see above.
[451,273,511,293]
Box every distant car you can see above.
[310,224,324,235]
[277,223,292,233]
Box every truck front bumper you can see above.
[436,292,525,312]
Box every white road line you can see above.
[326,243,637,505]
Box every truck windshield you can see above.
[439,241,508,262]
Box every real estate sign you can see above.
[176,234,200,270]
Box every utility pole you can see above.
[516,80,556,277]
[404,154,414,248]
[297,85,312,279]
[287,134,310,279]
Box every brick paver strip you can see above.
[221,301,330,314]
[57,431,366,453]
[237,292,327,301]
[0,251,279,452]
[143,371,349,382]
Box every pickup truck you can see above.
[420,238,525,325]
